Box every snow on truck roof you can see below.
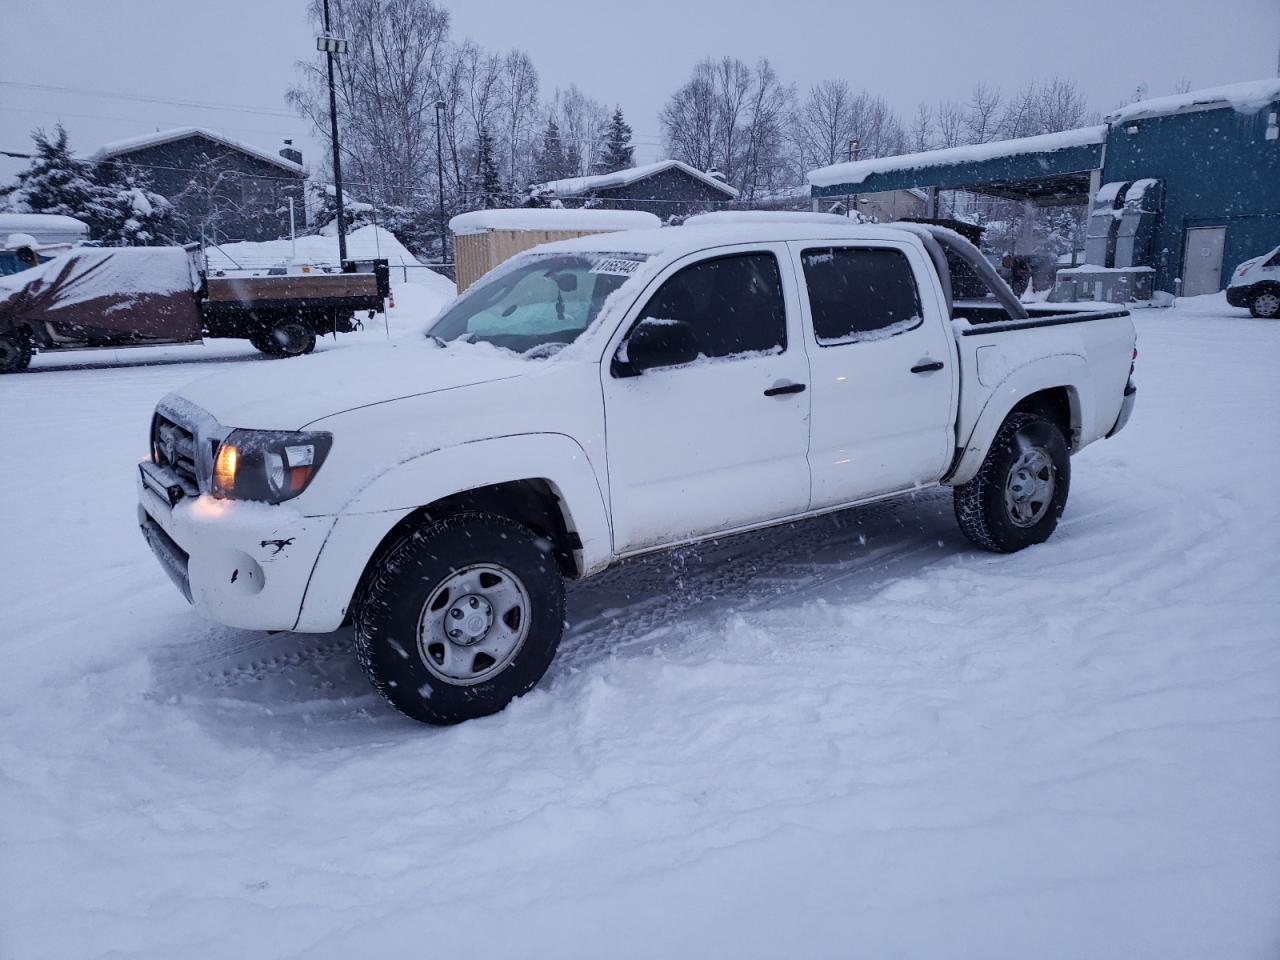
[529,221,930,259]
[93,127,304,175]
[449,208,661,235]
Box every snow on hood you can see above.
[170,340,531,431]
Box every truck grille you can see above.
[152,413,201,495]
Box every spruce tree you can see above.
[0,124,172,243]
[598,107,635,174]
[475,126,505,208]
[533,118,571,185]
[1,124,111,229]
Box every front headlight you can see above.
[211,429,332,503]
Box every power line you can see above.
[0,80,298,120]
[0,105,310,143]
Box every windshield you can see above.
[427,252,647,356]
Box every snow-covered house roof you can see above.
[1104,79,1280,125]
[530,160,740,200]
[92,127,304,175]
[808,126,1107,189]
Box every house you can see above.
[92,127,307,244]
[528,160,739,222]
[808,78,1280,296]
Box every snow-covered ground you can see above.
[2,294,1277,959]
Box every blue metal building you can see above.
[808,79,1280,296]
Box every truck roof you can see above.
[535,222,928,259]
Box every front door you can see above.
[602,248,812,554]
[1182,226,1227,296]
[790,241,957,509]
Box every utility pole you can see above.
[318,0,348,263]
[435,99,447,264]
[847,138,860,220]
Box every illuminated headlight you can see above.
[212,429,332,503]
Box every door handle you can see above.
[763,381,806,397]
[911,360,944,374]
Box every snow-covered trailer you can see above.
[0,245,389,371]
[449,209,662,292]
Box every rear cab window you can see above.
[800,247,922,345]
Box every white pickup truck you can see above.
[138,222,1137,724]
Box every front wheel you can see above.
[0,332,33,373]
[1249,289,1280,319]
[354,512,566,725]
[953,412,1070,553]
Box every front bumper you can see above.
[1225,285,1252,308]
[137,461,336,631]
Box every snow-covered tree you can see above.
[93,164,173,245]
[533,118,572,184]
[1,125,112,227]
[597,107,634,173]
[1,124,172,244]
[473,126,504,208]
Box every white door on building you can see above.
[1182,226,1227,296]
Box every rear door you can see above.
[789,240,957,509]
[601,246,812,553]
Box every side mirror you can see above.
[614,318,701,377]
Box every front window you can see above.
[636,252,786,360]
[427,252,646,357]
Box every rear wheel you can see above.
[0,332,32,373]
[252,320,316,357]
[354,511,566,725]
[953,412,1070,553]
[1249,289,1280,319]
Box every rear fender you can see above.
[948,354,1089,485]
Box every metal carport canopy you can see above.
[808,125,1107,205]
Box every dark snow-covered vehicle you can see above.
[0,245,389,372]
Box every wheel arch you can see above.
[293,434,611,632]
[948,355,1088,485]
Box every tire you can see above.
[953,412,1070,553]
[1249,288,1280,319]
[256,321,316,357]
[0,332,32,373]
[354,511,566,725]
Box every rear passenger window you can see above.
[801,247,922,345]
[638,252,786,358]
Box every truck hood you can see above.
[171,340,530,430]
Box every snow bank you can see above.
[530,159,739,199]
[204,225,422,271]
[450,208,661,236]
[808,126,1107,188]
[1106,78,1280,124]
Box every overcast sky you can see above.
[2,0,1277,185]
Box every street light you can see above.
[319,0,348,262]
[435,99,447,264]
